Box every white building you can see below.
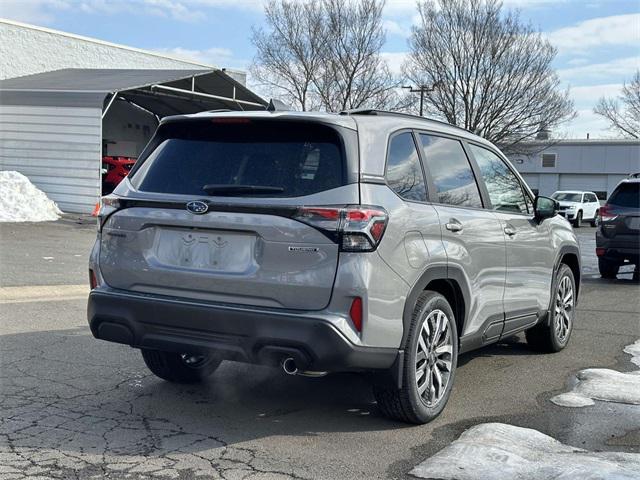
[0,19,265,214]
[511,139,640,199]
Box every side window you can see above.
[385,132,427,201]
[419,134,483,208]
[469,144,528,214]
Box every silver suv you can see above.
[88,110,580,424]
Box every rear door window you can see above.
[419,134,482,208]
[130,120,346,197]
[385,132,428,201]
[608,183,640,208]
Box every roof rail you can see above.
[627,172,640,179]
[340,109,473,134]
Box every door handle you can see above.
[445,221,463,232]
[504,225,516,236]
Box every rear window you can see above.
[608,183,640,208]
[130,120,346,197]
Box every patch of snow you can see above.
[550,392,595,407]
[409,423,640,480]
[0,171,62,222]
[550,339,640,407]
[624,340,640,367]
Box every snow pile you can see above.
[0,171,62,222]
[551,339,640,407]
[410,423,640,480]
[625,339,640,367]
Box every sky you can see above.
[1,0,639,139]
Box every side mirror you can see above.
[534,196,558,222]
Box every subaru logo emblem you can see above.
[186,201,208,215]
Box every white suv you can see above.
[552,191,600,227]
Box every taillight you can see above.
[97,195,121,229]
[349,297,363,332]
[293,205,388,252]
[599,204,617,222]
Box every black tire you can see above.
[374,291,458,424]
[526,264,575,353]
[573,211,582,228]
[590,210,599,227]
[598,257,620,279]
[141,349,221,384]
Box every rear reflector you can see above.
[89,269,98,289]
[596,248,606,257]
[349,297,363,332]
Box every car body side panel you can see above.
[491,212,556,320]
[433,205,507,339]
[361,184,446,285]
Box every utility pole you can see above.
[402,83,441,116]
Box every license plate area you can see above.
[153,228,257,273]
[627,217,640,230]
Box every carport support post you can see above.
[102,92,118,119]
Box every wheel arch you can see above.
[401,264,470,350]
[557,246,581,302]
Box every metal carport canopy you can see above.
[0,68,267,115]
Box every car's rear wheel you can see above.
[141,349,221,383]
[526,264,575,352]
[374,291,458,424]
[598,257,620,279]
[573,211,582,228]
[590,210,599,227]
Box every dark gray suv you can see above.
[88,110,580,424]
[596,176,640,278]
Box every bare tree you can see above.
[404,0,575,152]
[594,71,640,138]
[251,0,399,112]
[315,0,397,111]
[250,1,325,111]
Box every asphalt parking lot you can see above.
[1,219,638,479]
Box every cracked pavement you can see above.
[0,220,639,479]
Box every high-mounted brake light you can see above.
[210,118,252,124]
[293,205,388,252]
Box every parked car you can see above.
[102,156,136,194]
[596,176,640,279]
[88,110,580,424]
[551,190,600,227]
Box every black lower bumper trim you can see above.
[87,288,398,373]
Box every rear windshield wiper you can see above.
[202,184,285,196]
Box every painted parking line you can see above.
[0,284,88,304]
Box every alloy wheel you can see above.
[415,309,453,407]
[554,276,574,344]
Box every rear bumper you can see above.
[596,230,640,262]
[87,288,398,373]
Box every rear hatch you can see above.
[99,117,358,310]
[602,182,640,238]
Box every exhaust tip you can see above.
[282,357,298,375]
